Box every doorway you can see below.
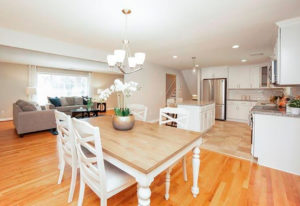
[166,74,176,106]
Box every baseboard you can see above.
[148,119,159,123]
[106,107,114,111]
[226,118,248,123]
[0,117,13,122]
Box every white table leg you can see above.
[137,176,153,206]
[191,146,200,198]
[164,168,172,200]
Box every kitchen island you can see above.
[177,100,215,132]
[251,105,300,175]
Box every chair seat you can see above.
[105,161,135,193]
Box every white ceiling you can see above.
[0,0,300,70]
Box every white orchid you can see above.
[98,79,140,108]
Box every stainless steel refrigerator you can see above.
[202,78,226,120]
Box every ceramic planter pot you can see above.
[112,115,135,131]
[290,107,300,115]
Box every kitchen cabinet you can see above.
[252,113,300,175]
[228,66,261,89]
[228,67,243,88]
[227,101,256,122]
[177,103,215,132]
[201,66,228,79]
[276,17,300,85]
[250,67,260,88]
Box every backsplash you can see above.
[228,89,283,101]
[292,87,300,96]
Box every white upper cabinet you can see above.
[250,66,260,88]
[201,66,228,79]
[277,17,300,85]
[228,66,260,89]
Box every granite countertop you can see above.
[227,99,258,102]
[177,100,215,106]
[251,105,300,118]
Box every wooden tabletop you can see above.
[84,116,202,174]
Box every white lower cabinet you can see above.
[252,114,300,175]
[178,103,215,132]
[227,101,256,122]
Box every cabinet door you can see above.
[250,67,260,88]
[239,68,251,88]
[279,23,300,85]
[237,102,251,121]
[227,101,237,119]
[228,68,240,88]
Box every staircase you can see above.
[166,79,176,106]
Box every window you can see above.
[37,72,89,104]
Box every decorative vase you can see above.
[112,115,135,131]
[290,107,300,115]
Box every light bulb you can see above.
[135,52,146,65]
[114,50,126,63]
[107,55,116,66]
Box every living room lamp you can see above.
[26,87,37,101]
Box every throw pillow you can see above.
[74,97,83,105]
[16,100,38,112]
[82,96,89,105]
[66,97,75,105]
[48,97,61,107]
[22,104,37,111]
[60,97,69,106]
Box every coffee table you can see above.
[71,108,101,118]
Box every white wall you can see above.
[124,62,191,122]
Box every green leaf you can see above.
[288,99,300,108]
[114,108,130,116]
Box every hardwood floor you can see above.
[0,119,299,206]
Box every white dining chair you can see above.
[72,118,136,206]
[55,110,77,203]
[159,107,190,200]
[128,104,148,121]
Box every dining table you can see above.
[84,116,203,206]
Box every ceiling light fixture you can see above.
[107,9,145,74]
[192,57,197,73]
[232,45,240,49]
[172,55,178,59]
[241,59,247,63]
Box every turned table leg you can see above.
[191,146,200,198]
[137,176,153,206]
[165,168,172,200]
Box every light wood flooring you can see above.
[0,119,299,206]
[201,121,253,161]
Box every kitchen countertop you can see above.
[177,100,215,107]
[227,99,258,102]
[251,105,300,118]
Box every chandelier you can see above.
[107,9,146,74]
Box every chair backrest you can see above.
[159,107,189,129]
[128,104,148,121]
[54,110,76,166]
[72,118,107,197]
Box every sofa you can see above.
[48,96,96,115]
[13,100,56,137]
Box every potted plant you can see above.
[86,98,93,110]
[99,79,140,130]
[288,99,300,115]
